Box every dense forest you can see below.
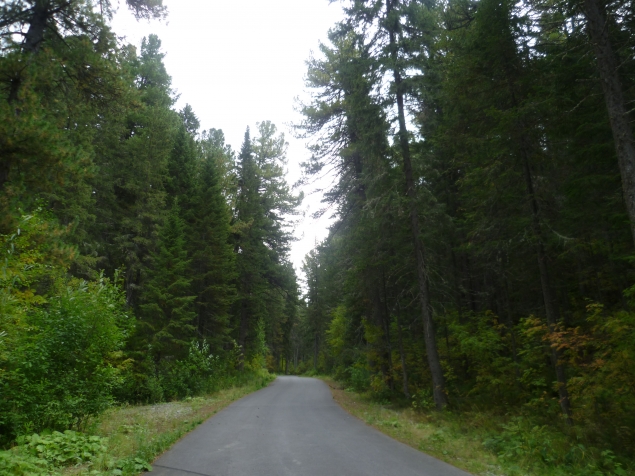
[2,0,635,473]
[290,0,635,467]
[0,0,301,447]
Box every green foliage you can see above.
[295,0,635,469]
[1,277,129,437]
[483,417,630,475]
[347,364,371,393]
[0,0,300,463]
[483,417,562,466]
[138,202,196,360]
[114,339,243,404]
[411,389,435,411]
[188,144,236,351]
[156,340,236,400]
[0,450,52,476]
[232,124,301,370]
[20,431,108,467]
[0,430,109,475]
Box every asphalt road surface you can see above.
[151,376,471,476]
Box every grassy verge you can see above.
[83,371,274,475]
[322,377,633,476]
[1,371,274,476]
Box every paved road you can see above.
[151,376,471,476]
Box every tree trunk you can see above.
[521,152,574,425]
[379,278,394,391]
[23,1,52,53]
[0,162,9,193]
[504,278,521,382]
[313,333,318,370]
[583,0,635,246]
[395,305,410,399]
[238,298,248,371]
[386,0,448,409]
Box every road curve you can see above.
[151,376,471,476]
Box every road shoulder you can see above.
[322,377,491,475]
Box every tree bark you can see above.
[521,151,574,425]
[23,1,53,53]
[386,0,448,409]
[395,305,410,399]
[313,332,318,370]
[0,162,9,193]
[583,0,635,246]
[380,276,394,391]
[238,297,248,371]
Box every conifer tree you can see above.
[92,34,175,306]
[189,150,237,351]
[233,128,268,368]
[232,124,301,368]
[139,202,196,362]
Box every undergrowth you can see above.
[0,370,273,475]
[323,377,634,476]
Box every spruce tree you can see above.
[233,128,268,368]
[189,151,237,352]
[139,202,196,362]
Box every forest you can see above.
[1,0,635,474]
[0,0,301,453]
[291,0,635,471]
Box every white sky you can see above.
[111,0,342,278]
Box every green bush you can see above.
[114,339,242,404]
[0,277,129,438]
[347,365,371,392]
[483,417,560,465]
[0,449,51,476]
[20,430,108,467]
[0,430,109,475]
[161,340,222,399]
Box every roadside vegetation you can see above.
[325,378,633,476]
[4,0,635,474]
[1,1,298,473]
[290,0,635,474]
[0,370,273,476]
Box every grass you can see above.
[321,377,634,476]
[62,371,274,475]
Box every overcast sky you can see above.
[111,0,343,279]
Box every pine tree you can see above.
[139,202,196,362]
[232,124,301,369]
[91,34,176,307]
[233,128,268,368]
[189,149,237,352]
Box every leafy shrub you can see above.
[347,364,371,392]
[481,416,629,474]
[20,430,108,467]
[411,388,435,411]
[110,456,153,475]
[161,340,222,399]
[1,276,129,437]
[0,449,52,476]
[115,339,242,404]
[0,431,109,475]
[483,416,559,465]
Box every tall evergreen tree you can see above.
[189,149,237,351]
[139,202,196,362]
[233,128,267,368]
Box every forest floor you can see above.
[322,377,633,476]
